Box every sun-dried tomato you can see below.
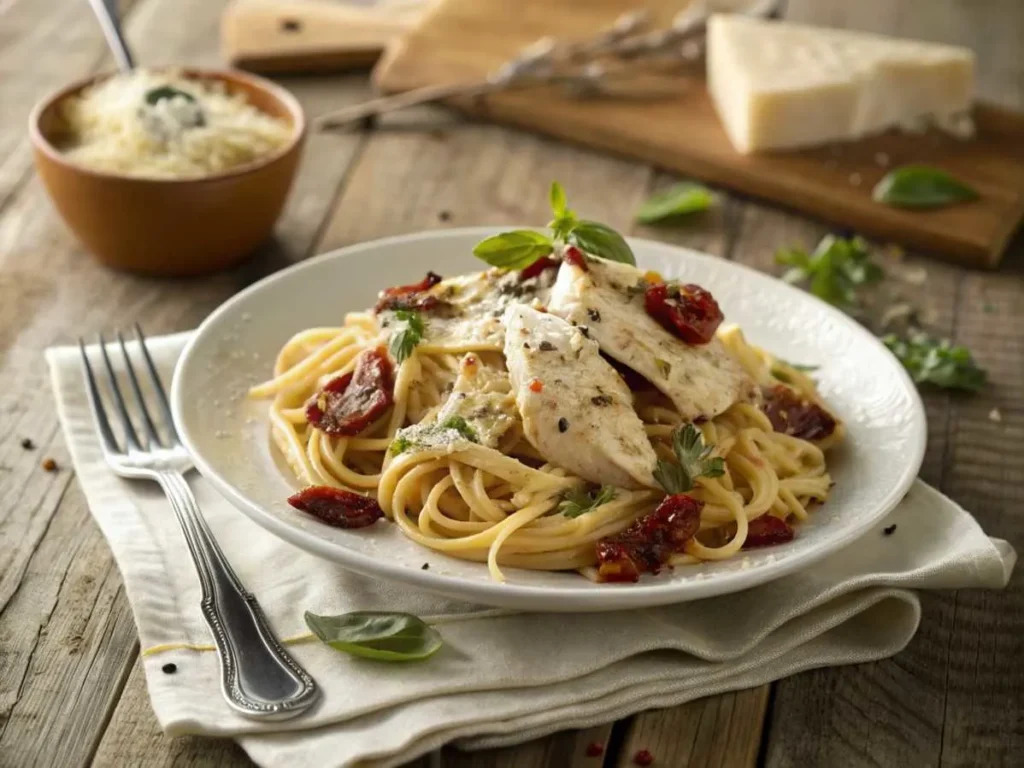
[643,281,723,345]
[596,494,703,582]
[288,486,383,529]
[761,384,837,441]
[519,256,560,281]
[585,742,605,757]
[563,245,588,271]
[743,515,795,548]
[374,271,443,313]
[306,346,394,436]
[633,749,655,766]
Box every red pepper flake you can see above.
[374,271,443,313]
[519,256,560,281]
[634,749,655,766]
[528,378,544,393]
[743,515,795,548]
[288,486,384,529]
[41,457,58,472]
[306,347,394,436]
[761,385,837,441]
[596,494,702,582]
[563,245,588,271]
[584,741,605,757]
[643,281,723,345]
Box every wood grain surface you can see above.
[0,0,1021,767]
[374,0,1024,268]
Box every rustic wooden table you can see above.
[2,1,1022,766]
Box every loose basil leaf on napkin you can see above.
[472,230,554,269]
[305,611,443,661]
[635,184,714,224]
[872,165,979,209]
[566,221,636,266]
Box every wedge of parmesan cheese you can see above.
[707,14,975,154]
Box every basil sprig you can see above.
[305,611,442,662]
[473,181,635,269]
[775,235,883,309]
[872,165,979,209]
[635,183,714,224]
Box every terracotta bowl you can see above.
[29,69,306,277]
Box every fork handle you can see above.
[156,471,319,720]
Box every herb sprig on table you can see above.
[775,235,884,309]
[473,182,636,269]
[873,165,979,209]
[775,234,987,393]
[635,183,714,225]
[882,334,987,392]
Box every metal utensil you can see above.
[79,326,319,721]
[86,0,136,71]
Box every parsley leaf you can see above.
[440,415,478,443]
[775,235,883,309]
[559,485,616,518]
[882,333,987,392]
[388,309,425,364]
[389,435,414,455]
[653,424,725,495]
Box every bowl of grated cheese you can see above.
[30,68,305,276]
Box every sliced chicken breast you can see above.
[503,304,657,489]
[548,257,757,421]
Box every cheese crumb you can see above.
[849,172,862,186]
[989,408,1003,423]
[874,152,890,167]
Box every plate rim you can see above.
[171,227,927,611]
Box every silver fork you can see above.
[79,326,318,721]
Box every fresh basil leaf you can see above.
[144,85,197,106]
[305,611,442,662]
[872,165,979,209]
[566,221,635,266]
[472,230,554,269]
[549,181,568,219]
[635,184,714,224]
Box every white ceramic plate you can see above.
[171,228,926,612]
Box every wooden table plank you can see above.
[0,0,370,763]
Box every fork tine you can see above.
[117,330,163,450]
[134,324,181,444]
[98,331,142,452]
[79,338,122,455]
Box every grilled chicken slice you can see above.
[503,304,657,489]
[548,257,757,421]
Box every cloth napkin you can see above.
[47,334,1016,768]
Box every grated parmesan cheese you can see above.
[56,69,293,179]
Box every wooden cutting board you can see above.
[222,0,423,73]
[374,0,1024,267]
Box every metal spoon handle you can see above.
[86,0,135,71]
